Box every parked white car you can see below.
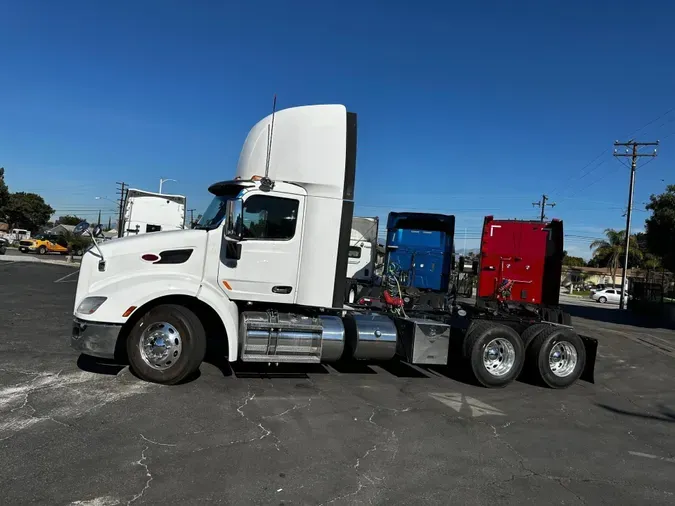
[591,288,631,304]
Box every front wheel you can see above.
[466,322,525,388]
[597,296,607,304]
[37,246,47,255]
[126,304,207,385]
[0,246,5,255]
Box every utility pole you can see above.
[116,182,128,238]
[613,140,659,310]
[97,209,101,227]
[532,194,555,222]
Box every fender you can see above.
[76,272,241,362]
[196,281,240,362]
[75,272,202,324]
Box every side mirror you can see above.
[458,256,465,272]
[225,241,242,260]
[224,199,243,241]
[73,221,90,237]
[93,224,104,238]
[471,260,479,275]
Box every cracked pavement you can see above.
[1,262,675,505]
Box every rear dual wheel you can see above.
[522,324,586,389]
[465,322,525,388]
[541,307,572,326]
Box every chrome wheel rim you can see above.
[483,338,516,377]
[549,341,578,378]
[139,321,182,370]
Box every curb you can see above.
[0,256,80,268]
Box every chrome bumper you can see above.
[71,318,122,359]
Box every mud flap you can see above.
[579,334,598,383]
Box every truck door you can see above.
[219,193,304,304]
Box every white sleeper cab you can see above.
[70,103,596,390]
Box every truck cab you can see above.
[344,216,379,304]
[476,215,567,322]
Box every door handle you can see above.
[272,286,292,294]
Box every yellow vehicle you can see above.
[19,233,81,256]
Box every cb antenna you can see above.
[262,94,277,191]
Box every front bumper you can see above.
[71,318,123,359]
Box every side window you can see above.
[348,246,362,259]
[606,290,615,294]
[242,195,298,240]
[146,225,162,233]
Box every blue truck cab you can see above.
[385,212,456,293]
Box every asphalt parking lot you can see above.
[1,262,675,505]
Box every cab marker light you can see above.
[76,296,107,315]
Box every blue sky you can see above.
[1,0,673,259]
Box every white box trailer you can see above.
[123,189,187,236]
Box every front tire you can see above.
[597,296,607,304]
[466,322,525,388]
[528,326,586,389]
[37,246,47,255]
[126,304,206,385]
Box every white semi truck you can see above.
[344,217,379,304]
[71,104,597,389]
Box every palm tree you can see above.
[590,228,643,285]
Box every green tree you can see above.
[562,250,586,267]
[0,167,10,220]
[644,184,675,274]
[60,230,91,255]
[4,192,54,231]
[589,228,643,283]
[57,215,84,226]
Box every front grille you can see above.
[19,241,33,247]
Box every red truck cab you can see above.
[477,216,564,308]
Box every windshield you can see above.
[194,183,247,230]
[195,196,230,230]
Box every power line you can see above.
[613,139,659,309]
[549,106,674,198]
[549,151,609,197]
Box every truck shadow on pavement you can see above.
[76,354,126,376]
[597,403,675,423]
[562,303,675,330]
[76,351,488,386]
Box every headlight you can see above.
[77,296,107,315]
